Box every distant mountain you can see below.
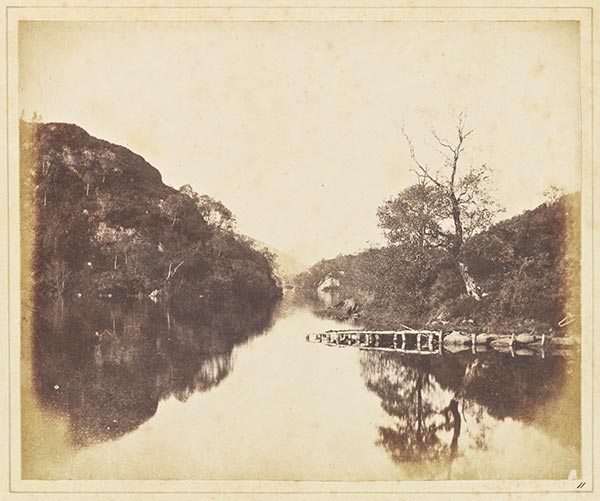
[246,238,307,281]
[21,121,282,314]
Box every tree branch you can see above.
[401,126,443,188]
[431,129,457,156]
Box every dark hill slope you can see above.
[462,194,580,328]
[21,121,281,314]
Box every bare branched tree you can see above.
[381,114,503,300]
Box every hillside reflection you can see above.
[360,351,580,479]
[32,295,278,446]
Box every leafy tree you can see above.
[377,181,449,253]
[82,169,98,197]
[161,194,185,227]
[179,185,235,231]
[197,195,236,231]
[40,259,71,294]
[543,185,566,205]
[95,222,140,269]
[381,114,503,299]
[37,154,59,207]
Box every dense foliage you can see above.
[21,121,282,313]
[294,193,580,333]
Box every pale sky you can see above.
[19,21,581,266]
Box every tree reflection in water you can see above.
[31,295,278,446]
[360,350,579,479]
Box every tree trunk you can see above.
[449,192,463,258]
[448,189,483,300]
[444,398,461,457]
[457,260,483,301]
[416,373,423,444]
[167,260,184,280]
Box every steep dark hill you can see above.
[462,194,580,328]
[294,193,580,333]
[21,121,282,313]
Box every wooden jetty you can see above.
[306,329,444,355]
[306,328,577,357]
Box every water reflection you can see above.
[27,299,581,480]
[32,295,278,446]
[360,350,580,479]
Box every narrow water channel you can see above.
[23,295,580,480]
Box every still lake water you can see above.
[23,294,580,480]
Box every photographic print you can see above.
[1,2,598,498]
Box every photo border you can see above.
[1,2,597,498]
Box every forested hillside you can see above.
[294,193,580,333]
[21,121,282,315]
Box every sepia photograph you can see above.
[1,2,598,498]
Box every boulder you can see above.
[489,336,514,349]
[515,332,537,344]
[317,275,341,292]
[474,333,497,345]
[443,331,471,346]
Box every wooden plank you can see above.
[326,329,441,336]
[358,347,439,354]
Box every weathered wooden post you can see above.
[417,332,422,353]
[428,333,433,352]
[402,333,406,351]
[394,333,398,349]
